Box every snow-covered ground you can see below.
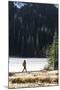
[9,58,48,72]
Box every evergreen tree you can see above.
[48,31,58,70]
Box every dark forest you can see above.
[9,2,58,58]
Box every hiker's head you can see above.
[24,60,26,62]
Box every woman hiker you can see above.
[22,60,27,72]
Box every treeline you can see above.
[9,2,58,58]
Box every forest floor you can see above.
[8,70,58,89]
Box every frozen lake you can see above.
[9,58,48,72]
